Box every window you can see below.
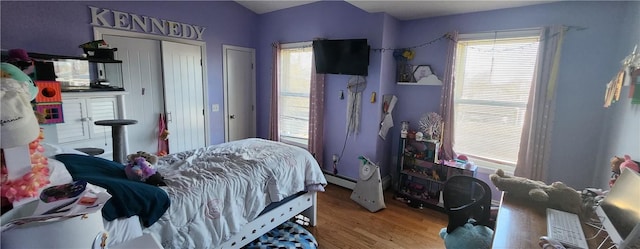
[453,31,540,171]
[278,42,313,148]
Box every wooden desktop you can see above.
[491,192,613,249]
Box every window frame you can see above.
[453,29,541,174]
[277,41,313,149]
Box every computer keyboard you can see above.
[546,208,588,249]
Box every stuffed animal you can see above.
[439,220,493,249]
[127,151,158,165]
[125,157,154,181]
[125,151,166,186]
[609,156,624,187]
[489,169,582,215]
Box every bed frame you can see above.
[218,191,318,248]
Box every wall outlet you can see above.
[212,104,219,112]
[332,154,339,163]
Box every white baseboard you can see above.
[383,175,391,190]
[323,172,391,190]
[324,173,356,189]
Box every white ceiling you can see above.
[234,0,557,20]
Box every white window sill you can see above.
[280,139,308,150]
[470,158,516,176]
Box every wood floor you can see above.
[308,184,449,249]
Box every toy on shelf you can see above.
[418,112,443,142]
[79,40,117,60]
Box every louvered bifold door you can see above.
[56,99,91,143]
[88,98,117,139]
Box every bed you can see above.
[52,138,327,249]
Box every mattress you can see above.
[144,138,327,249]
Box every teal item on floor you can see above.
[246,221,318,249]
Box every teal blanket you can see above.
[54,154,170,227]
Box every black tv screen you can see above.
[312,39,369,76]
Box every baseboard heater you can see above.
[323,170,391,191]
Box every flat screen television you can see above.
[312,39,369,76]
[595,168,640,246]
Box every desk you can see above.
[492,193,612,249]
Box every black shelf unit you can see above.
[395,137,477,211]
[4,51,125,92]
[2,51,122,64]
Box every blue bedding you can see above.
[54,154,170,227]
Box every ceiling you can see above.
[234,0,557,21]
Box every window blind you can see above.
[278,45,313,147]
[453,35,540,167]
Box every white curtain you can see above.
[514,25,565,181]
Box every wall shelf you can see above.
[397,76,442,86]
[26,52,122,63]
[397,81,442,86]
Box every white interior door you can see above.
[162,41,206,153]
[103,35,164,154]
[223,45,256,142]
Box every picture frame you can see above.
[412,65,433,82]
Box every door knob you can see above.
[230,115,235,119]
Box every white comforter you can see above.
[144,138,327,249]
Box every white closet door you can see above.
[103,35,164,154]
[161,41,206,153]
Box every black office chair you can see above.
[443,175,493,233]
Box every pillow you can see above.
[54,154,170,227]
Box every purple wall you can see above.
[396,1,636,190]
[0,0,257,145]
[256,1,639,189]
[377,14,401,179]
[256,1,388,179]
[595,1,640,189]
[3,1,636,191]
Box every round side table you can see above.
[94,119,137,163]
